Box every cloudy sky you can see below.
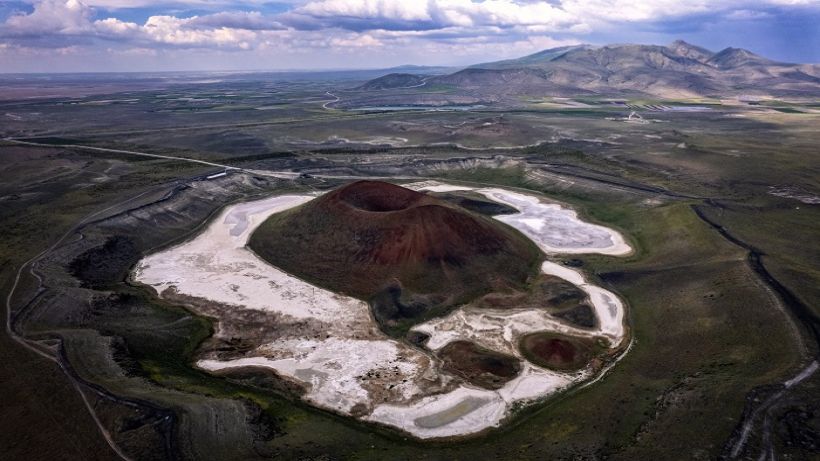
[0,0,818,72]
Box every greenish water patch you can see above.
[413,397,490,429]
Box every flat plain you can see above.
[0,70,818,460]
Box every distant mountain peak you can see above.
[718,47,754,56]
[358,40,819,99]
[521,44,592,59]
[670,39,700,49]
[470,44,591,69]
[669,40,715,62]
[708,47,773,68]
[357,73,427,90]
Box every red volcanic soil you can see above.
[535,338,576,362]
[249,180,541,334]
[519,333,594,371]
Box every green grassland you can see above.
[0,86,817,459]
[14,159,800,460]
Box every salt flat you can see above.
[407,182,631,256]
[476,188,632,256]
[134,182,633,439]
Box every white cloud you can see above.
[2,1,285,50]
[287,0,578,31]
[1,0,818,70]
[4,0,819,47]
[185,11,283,31]
[560,0,714,22]
[329,33,382,48]
[300,0,431,22]
[4,0,95,35]
[294,0,820,29]
[727,8,774,19]
[44,0,290,8]
[139,15,260,48]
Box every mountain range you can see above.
[360,40,820,99]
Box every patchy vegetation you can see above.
[69,236,139,289]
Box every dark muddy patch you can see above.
[554,303,597,329]
[216,367,307,398]
[69,235,140,288]
[438,340,521,389]
[406,330,430,347]
[519,332,596,371]
[370,284,432,330]
[433,192,519,216]
[476,274,588,312]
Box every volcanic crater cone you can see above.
[249,180,542,335]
